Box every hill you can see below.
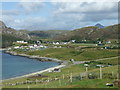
[54,24,119,42]
[1,20,119,47]
[0,21,30,48]
[95,23,104,28]
[20,30,69,39]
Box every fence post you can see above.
[112,71,114,77]
[84,64,89,79]
[117,73,119,80]
[48,78,49,82]
[59,79,61,86]
[63,74,65,80]
[100,66,102,79]
[80,73,82,80]
[86,67,88,79]
[36,79,38,84]
[28,85,30,90]
[70,73,72,83]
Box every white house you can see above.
[53,42,56,45]
[33,44,38,47]
[98,41,102,44]
[106,41,111,44]
[53,42,60,45]
[29,46,34,48]
[56,42,60,45]
[63,42,67,44]
[14,46,20,49]
[39,45,44,48]
[71,40,76,43]
[82,39,87,42]
[16,41,28,44]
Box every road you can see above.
[73,56,120,65]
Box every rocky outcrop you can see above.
[0,21,30,40]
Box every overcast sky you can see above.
[0,0,119,30]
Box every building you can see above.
[16,41,28,44]
[14,46,20,49]
[71,40,76,43]
[53,42,60,45]
[106,41,111,44]
[53,68,61,72]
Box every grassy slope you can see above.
[95,58,118,65]
[4,46,119,88]
[54,24,119,41]
[14,48,118,61]
[3,64,119,88]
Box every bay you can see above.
[1,51,59,80]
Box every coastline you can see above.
[4,50,65,64]
[2,50,67,82]
[2,64,65,82]
[0,48,7,51]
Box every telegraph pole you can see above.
[28,85,30,90]
[100,66,102,79]
[84,64,89,79]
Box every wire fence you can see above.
[2,71,119,87]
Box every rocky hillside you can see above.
[0,21,31,48]
[19,30,69,39]
[0,21,30,40]
[54,24,119,42]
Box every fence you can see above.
[3,71,119,88]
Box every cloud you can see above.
[1,1,118,30]
[53,2,118,21]
[10,17,46,30]
[1,10,20,16]
[19,1,44,13]
[44,1,118,30]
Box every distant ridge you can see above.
[95,23,104,28]
[54,24,119,41]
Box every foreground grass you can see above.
[3,64,119,88]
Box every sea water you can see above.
[1,51,59,80]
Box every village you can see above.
[7,39,119,52]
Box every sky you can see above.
[0,0,119,30]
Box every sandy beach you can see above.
[2,64,66,82]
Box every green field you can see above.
[2,64,119,88]
[94,58,118,65]
[12,48,118,61]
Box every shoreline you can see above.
[4,50,68,65]
[0,48,7,51]
[2,64,65,82]
[2,50,67,82]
